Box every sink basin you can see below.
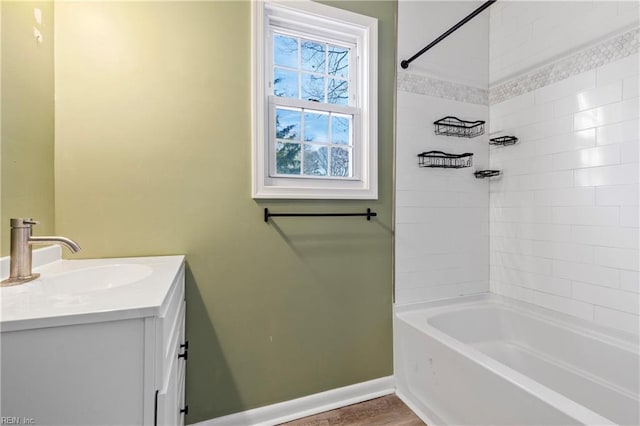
[45,264,153,294]
[0,249,185,331]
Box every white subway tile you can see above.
[491,206,552,224]
[623,75,639,100]
[494,266,571,296]
[397,251,486,274]
[550,206,619,226]
[574,98,640,131]
[594,246,640,271]
[490,251,502,267]
[493,278,592,319]
[490,140,537,161]
[620,206,640,228]
[596,118,639,146]
[595,184,639,206]
[491,222,519,238]
[494,155,553,176]
[490,175,521,193]
[534,70,596,105]
[553,82,622,116]
[491,91,535,119]
[406,265,488,287]
[621,141,639,164]
[396,223,478,254]
[396,281,487,305]
[532,241,594,263]
[534,187,595,206]
[502,104,554,129]
[491,236,534,255]
[572,225,639,249]
[516,117,574,142]
[528,289,595,321]
[617,0,640,17]
[594,306,639,334]
[491,191,536,207]
[596,54,640,87]
[536,129,596,156]
[553,260,620,288]
[458,190,490,207]
[574,163,639,186]
[496,252,552,274]
[489,6,503,32]
[518,223,571,242]
[487,2,640,322]
[396,207,488,225]
[551,145,620,170]
[572,281,639,314]
[547,115,576,138]
[526,171,575,190]
[620,270,640,293]
[396,190,460,207]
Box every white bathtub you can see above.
[394,294,639,426]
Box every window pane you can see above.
[328,45,349,78]
[276,108,301,140]
[301,73,324,102]
[328,78,348,105]
[276,142,301,175]
[274,68,299,99]
[331,115,351,145]
[274,35,298,69]
[303,144,328,176]
[301,40,325,73]
[304,112,329,143]
[331,147,351,177]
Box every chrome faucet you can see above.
[1,218,81,286]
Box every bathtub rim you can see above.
[395,293,639,350]
[394,293,638,426]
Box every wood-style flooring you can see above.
[279,394,426,426]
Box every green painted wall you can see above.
[1,1,55,255]
[54,1,396,423]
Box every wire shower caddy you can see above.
[418,151,473,168]
[489,136,518,146]
[434,116,485,138]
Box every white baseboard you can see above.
[191,376,395,426]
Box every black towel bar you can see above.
[264,208,377,223]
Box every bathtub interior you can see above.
[397,297,640,426]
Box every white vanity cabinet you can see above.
[0,254,187,426]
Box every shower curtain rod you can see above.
[400,0,497,69]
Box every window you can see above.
[252,0,378,199]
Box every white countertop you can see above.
[1,247,185,332]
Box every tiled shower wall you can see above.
[489,20,640,333]
[395,1,489,305]
[395,1,639,329]
[396,92,489,304]
[490,1,640,85]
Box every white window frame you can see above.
[252,0,378,199]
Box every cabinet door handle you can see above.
[180,405,189,415]
[180,341,189,350]
[178,349,188,360]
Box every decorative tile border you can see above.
[490,27,639,105]
[397,71,489,105]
